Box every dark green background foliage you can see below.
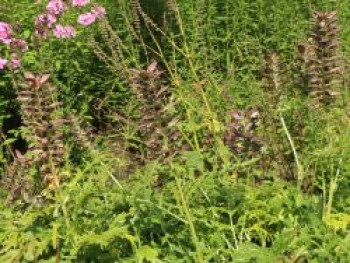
[0,0,349,262]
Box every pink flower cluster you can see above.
[0,58,8,69]
[35,0,68,39]
[0,22,12,45]
[78,6,106,26]
[35,1,106,39]
[0,22,28,70]
[53,25,76,38]
[72,0,90,7]
[47,0,65,15]
[1,1,107,71]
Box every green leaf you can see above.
[2,138,17,145]
[136,245,161,263]
[183,151,204,171]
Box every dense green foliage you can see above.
[0,0,349,262]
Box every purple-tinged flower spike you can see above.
[72,0,90,7]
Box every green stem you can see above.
[175,175,204,263]
[280,114,303,189]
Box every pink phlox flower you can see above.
[77,12,96,26]
[0,22,12,45]
[64,26,76,38]
[53,25,76,38]
[72,0,90,7]
[91,6,106,19]
[0,58,8,70]
[47,0,65,15]
[11,39,28,52]
[47,14,58,28]
[10,54,21,69]
[53,25,66,38]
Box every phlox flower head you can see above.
[72,0,90,7]
[47,14,58,28]
[64,26,76,38]
[77,6,106,26]
[53,25,76,38]
[0,58,8,70]
[0,22,12,45]
[53,25,65,38]
[47,0,65,15]
[77,12,96,26]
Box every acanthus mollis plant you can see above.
[307,11,343,105]
[130,61,181,163]
[260,52,295,179]
[3,73,69,201]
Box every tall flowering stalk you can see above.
[308,11,342,105]
[2,73,70,200]
[16,73,67,189]
[130,61,181,163]
[260,52,295,179]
